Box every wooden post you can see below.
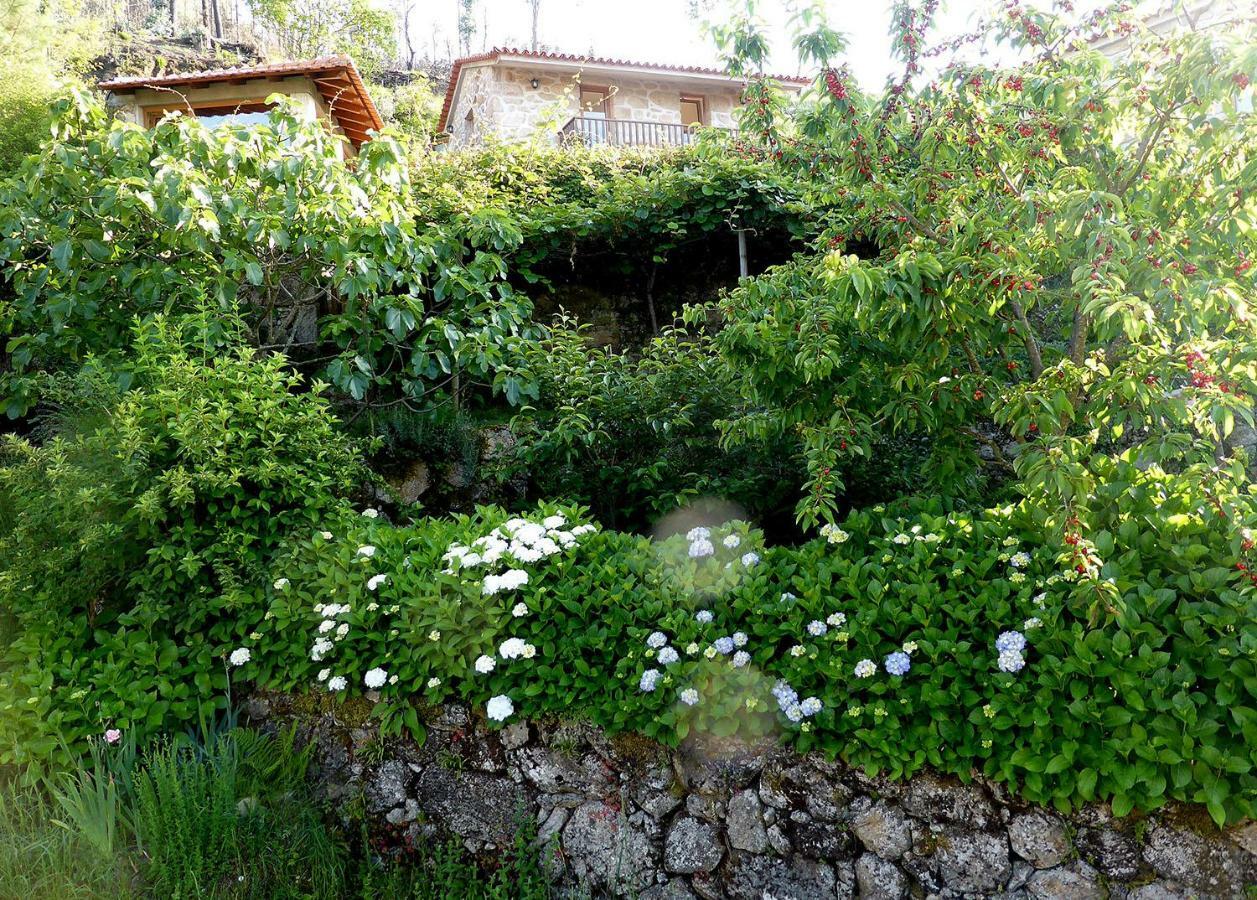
[737,229,749,278]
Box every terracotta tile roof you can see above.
[437,47,811,133]
[98,56,384,148]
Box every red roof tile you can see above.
[437,47,810,133]
[98,56,384,148]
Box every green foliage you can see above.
[246,0,395,76]
[233,461,1256,823]
[509,317,802,529]
[133,726,340,898]
[411,139,816,277]
[702,4,1257,530]
[0,315,362,764]
[0,781,130,898]
[0,93,539,417]
[0,64,57,178]
[354,814,554,900]
[372,77,442,147]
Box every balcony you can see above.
[558,115,734,148]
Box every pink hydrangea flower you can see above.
[104,729,121,744]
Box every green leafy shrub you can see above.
[233,457,1255,825]
[0,92,539,417]
[508,318,802,530]
[0,315,362,765]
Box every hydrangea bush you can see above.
[228,458,1253,824]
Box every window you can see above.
[579,87,610,118]
[143,101,273,129]
[680,95,705,127]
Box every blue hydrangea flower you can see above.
[714,636,735,655]
[995,630,1026,653]
[639,669,661,691]
[997,649,1025,673]
[732,650,750,668]
[741,551,761,567]
[807,619,828,637]
[732,631,748,648]
[800,697,822,716]
[680,688,699,706]
[884,651,911,676]
[657,646,679,665]
[695,609,713,623]
[772,680,799,712]
[646,631,668,649]
[688,539,714,558]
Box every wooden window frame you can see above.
[578,84,612,117]
[679,94,707,127]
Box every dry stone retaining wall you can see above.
[246,693,1256,898]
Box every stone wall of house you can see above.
[246,692,1256,899]
[447,63,745,147]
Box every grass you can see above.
[0,782,133,898]
[0,722,559,899]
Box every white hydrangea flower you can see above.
[474,655,496,674]
[367,574,388,591]
[317,668,330,682]
[571,524,596,536]
[364,667,388,688]
[361,508,379,519]
[366,602,380,612]
[522,643,537,659]
[426,677,442,689]
[356,545,377,558]
[335,622,349,639]
[854,659,877,678]
[892,534,911,545]
[318,619,336,634]
[500,569,529,590]
[820,524,849,544]
[826,612,847,628]
[273,577,290,590]
[639,669,661,692]
[486,695,514,721]
[680,688,700,706]
[326,676,347,691]
[428,630,441,642]
[228,648,251,667]
[320,531,333,540]
[310,638,333,661]
[499,638,528,660]
[512,602,529,617]
[543,514,566,529]
[1024,617,1042,630]
[723,534,742,549]
[1010,551,1031,569]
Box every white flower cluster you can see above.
[443,514,595,594]
[684,524,761,566]
[819,523,850,544]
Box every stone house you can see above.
[97,57,384,155]
[437,48,808,149]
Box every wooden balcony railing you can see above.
[558,116,734,147]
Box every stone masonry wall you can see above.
[246,693,1256,899]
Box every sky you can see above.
[402,0,996,89]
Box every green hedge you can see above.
[229,461,1255,825]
